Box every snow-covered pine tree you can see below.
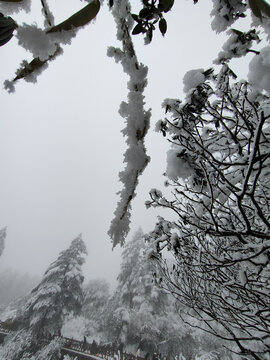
[0,234,87,360]
[23,234,87,338]
[83,278,110,323]
[105,228,188,357]
[61,278,110,342]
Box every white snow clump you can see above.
[166,148,194,181]
[183,69,205,93]
[0,0,31,14]
[16,24,57,61]
[248,45,270,93]
[3,80,15,94]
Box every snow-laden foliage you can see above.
[62,315,101,343]
[103,229,230,358]
[0,329,39,360]
[107,0,151,247]
[0,235,87,360]
[208,0,270,36]
[27,337,62,360]
[22,234,87,338]
[83,278,110,321]
[0,329,61,360]
[63,355,79,360]
[0,227,6,258]
[146,64,270,359]
[210,0,246,33]
[61,278,111,342]
[1,0,101,91]
[105,229,200,358]
[214,29,260,64]
[0,0,31,15]
[248,45,270,93]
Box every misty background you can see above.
[0,0,252,289]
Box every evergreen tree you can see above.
[83,278,110,321]
[0,234,87,360]
[61,278,111,342]
[105,229,186,356]
[23,234,87,338]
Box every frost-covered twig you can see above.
[40,0,54,27]
[107,0,151,247]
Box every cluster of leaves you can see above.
[0,12,17,47]
[131,0,174,42]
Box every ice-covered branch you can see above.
[107,0,151,247]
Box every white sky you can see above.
[0,0,254,287]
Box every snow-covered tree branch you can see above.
[146,64,270,359]
[107,0,151,247]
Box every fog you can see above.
[0,1,242,287]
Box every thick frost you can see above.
[107,0,151,247]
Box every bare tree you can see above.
[146,64,270,360]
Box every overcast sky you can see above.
[0,0,252,287]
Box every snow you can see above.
[31,337,62,360]
[107,0,151,247]
[3,1,100,91]
[183,69,205,94]
[166,148,194,181]
[214,29,260,64]
[248,45,270,93]
[123,144,149,171]
[15,24,79,61]
[3,80,15,94]
[0,0,31,15]
[62,316,94,342]
[210,0,246,33]
[149,188,163,200]
[40,0,54,27]
[63,355,77,360]
[62,348,102,359]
